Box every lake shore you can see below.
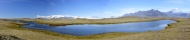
[0,17,190,40]
[23,17,174,26]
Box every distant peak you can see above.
[149,9,159,11]
[150,9,156,11]
[170,8,183,13]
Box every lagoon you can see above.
[22,20,175,36]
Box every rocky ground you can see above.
[0,35,22,40]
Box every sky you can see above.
[0,0,190,18]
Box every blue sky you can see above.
[0,0,190,18]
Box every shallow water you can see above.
[22,20,175,36]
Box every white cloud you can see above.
[46,0,56,6]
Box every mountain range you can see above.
[36,15,103,19]
[123,9,190,18]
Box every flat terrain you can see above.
[0,20,66,40]
[99,18,190,40]
[19,17,169,26]
[0,17,190,40]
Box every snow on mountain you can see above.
[36,15,79,19]
[123,9,168,17]
[123,9,190,18]
[36,15,104,19]
[170,8,183,13]
[79,17,103,19]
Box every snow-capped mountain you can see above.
[36,15,79,19]
[165,11,190,18]
[123,9,168,17]
[123,9,190,18]
[36,15,104,19]
[170,8,183,13]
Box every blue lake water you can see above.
[22,20,175,36]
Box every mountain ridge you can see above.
[123,9,190,18]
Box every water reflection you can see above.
[23,20,175,36]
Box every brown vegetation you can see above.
[0,17,190,40]
[0,35,22,40]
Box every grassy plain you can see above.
[30,17,170,26]
[0,17,190,40]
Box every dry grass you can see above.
[0,17,190,40]
[0,20,66,40]
[97,18,190,40]
[31,17,169,26]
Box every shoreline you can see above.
[7,22,138,39]
[33,18,172,27]
[6,18,177,39]
[1,17,190,40]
